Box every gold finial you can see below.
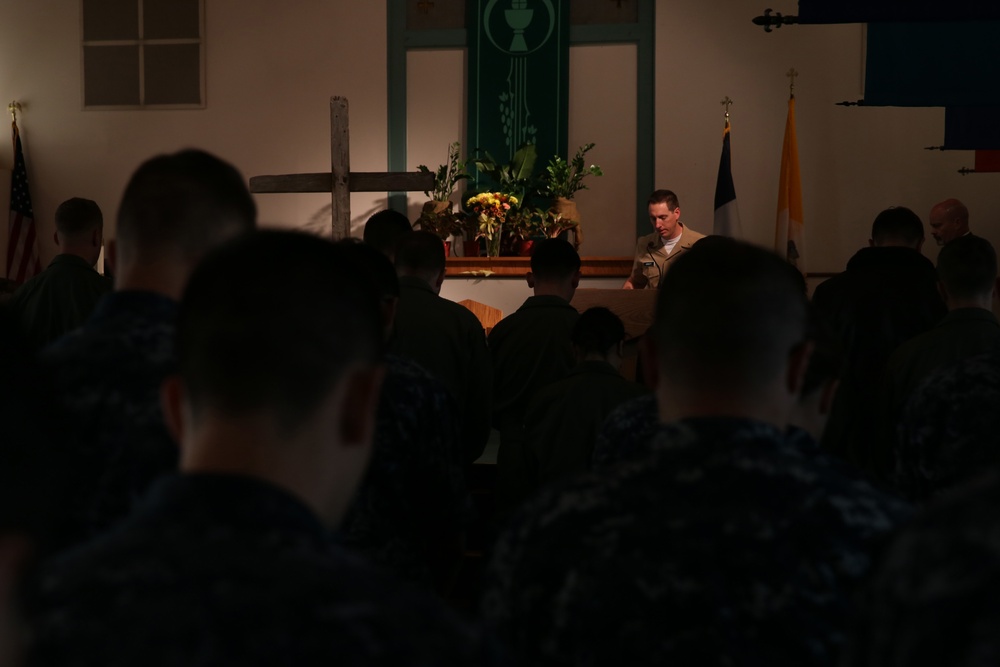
[7,101,20,123]
[786,68,799,97]
[720,96,733,119]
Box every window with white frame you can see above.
[82,0,204,108]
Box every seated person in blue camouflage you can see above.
[592,308,844,473]
[522,307,647,495]
[892,351,1000,503]
[843,467,1000,667]
[338,241,472,595]
[7,198,110,351]
[41,150,256,545]
[29,231,503,667]
[481,237,910,667]
[0,308,74,667]
[881,235,1000,485]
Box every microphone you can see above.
[646,241,662,287]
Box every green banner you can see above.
[466,0,569,190]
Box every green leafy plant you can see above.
[418,142,469,202]
[505,207,579,240]
[541,143,603,199]
[471,142,538,202]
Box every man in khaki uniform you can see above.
[624,189,706,289]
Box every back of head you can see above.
[394,230,445,284]
[654,237,809,392]
[871,207,924,248]
[572,307,625,357]
[116,149,256,265]
[937,234,997,302]
[177,231,382,434]
[363,209,413,258]
[530,238,581,282]
[54,198,103,243]
[648,189,680,211]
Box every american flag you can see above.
[7,121,41,283]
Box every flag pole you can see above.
[713,96,742,238]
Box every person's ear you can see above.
[91,228,101,247]
[160,374,187,446]
[937,280,949,305]
[526,271,535,289]
[818,378,840,416]
[786,340,815,396]
[105,239,117,276]
[434,269,445,292]
[53,231,59,246]
[868,238,875,248]
[380,296,398,342]
[571,270,581,289]
[638,330,659,390]
[916,237,924,253]
[336,365,385,448]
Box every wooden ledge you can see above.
[445,256,633,278]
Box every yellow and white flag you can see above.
[774,96,804,272]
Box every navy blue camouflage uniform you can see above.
[339,354,472,585]
[30,474,505,667]
[40,291,179,545]
[483,417,911,667]
[843,468,1000,667]
[893,351,1000,502]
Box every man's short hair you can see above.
[117,149,256,262]
[530,238,581,281]
[54,198,103,239]
[363,209,413,257]
[871,207,924,246]
[572,307,625,356]
[648,189,680,211]
[938,234,997,301]
[654,237,809,391]
[395,230,445,279]
[177,231,382,434]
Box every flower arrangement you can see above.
[466,192,518,257]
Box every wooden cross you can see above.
[249,96,433,239]
[417,0,434,14]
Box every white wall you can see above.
[2,0,996,296]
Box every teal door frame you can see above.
[387,0,655,239]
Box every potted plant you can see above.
[417,142,469,254]
[539,142,603,231]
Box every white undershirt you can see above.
[661,234,681,256]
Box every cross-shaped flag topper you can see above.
[787,68,799,98]
[720,96,733,119]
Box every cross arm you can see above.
[249,171,434,194]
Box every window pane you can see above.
[144,0,200,39]
[407,0,465,30]
[144,44,201,104]
[84,45,140,106]
[82,0,139,40]
[570,0,638,25]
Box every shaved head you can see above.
[929,198,970,246]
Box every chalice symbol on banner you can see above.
[504,0,534,52]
